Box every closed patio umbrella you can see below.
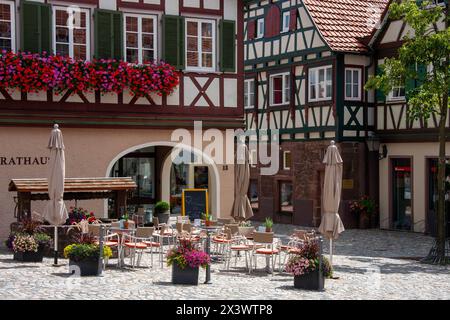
[318,141,345,267]
[43,124,68,265]
[232,143,253,221]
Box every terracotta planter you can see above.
[265,227,272,233]
[205,220,212,227]
[123,220,129,229]
[359,211,370,229]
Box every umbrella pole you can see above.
[330,239,333,267]
[53,225,58,266]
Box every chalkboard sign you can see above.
[182,189,208,221]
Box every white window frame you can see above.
[387,83,406,101]
[250,149,257,168]
[244,79,255,109]
[185,18,216,72]
[53,6,90,60]
[123,13,158,65]
[308,65,333,102]
[256,18,264,39]
[270,72,290,106]
[283,151,291,170]
[345,67,362,101]
[0,0,15,52]
[282,11,290,33]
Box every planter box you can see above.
[172,263,199,285]
[294,270,324,291]
[13,248,44,262]
[69,258,100,276]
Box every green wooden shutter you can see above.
[375,66,386,102]
[219,20,236,72]
[162,15,185,69]
[21,0,52,54]
[416,64,427,87]
[405,64,416,99]
[94,9,123,60]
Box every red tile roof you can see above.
[303,0,390,52]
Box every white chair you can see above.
[250,232,280,275]
[88,224,121,269]
[122,227,154,268]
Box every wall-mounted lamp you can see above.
[366,133,388,160]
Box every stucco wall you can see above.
[0,126,235,240]
[379,142,450,233]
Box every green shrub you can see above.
[155,201,170,213]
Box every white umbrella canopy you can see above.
[231,143,254,221]
[43,124,68,225]
[318,141,345,266]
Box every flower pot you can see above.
[172,263,199,285]
[265,227,272,233]
[123,220,129,229]
[294,270,324,291]
[359,211,370,229]
[13,248,44,262]
[69,258,100,276]
[157,211,170,224]
[205,220,212,227]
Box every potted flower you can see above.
[155,201,170,224]
[238,220,255,238]
[66,207,96,225]
[349,196,376,229]
[264,217,273,232]
[202,212,212,226]
[63,234,112,276]
[120,213,130,229]
[5,219,52,262]
[285,240,332,291]
[167,239,211,285]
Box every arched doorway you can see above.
[105,142,220,219]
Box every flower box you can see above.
[13,246,44,262]
[172,263,199,285]
[69,258,100,276]
[294,269,324,291]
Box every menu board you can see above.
[182,189,208,221]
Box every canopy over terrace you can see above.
[9,177,137,221]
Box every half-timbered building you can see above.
[370,0,449,234]
[0,0,243,239]
[243,0,390,228]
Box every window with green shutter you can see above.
[219,20,236,72]
[94,9,123,60]
[21,0,52,54]
[162,15,184,70]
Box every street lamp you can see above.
[366,133,388,160]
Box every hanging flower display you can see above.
[0,50,179,97]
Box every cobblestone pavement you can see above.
[0,225,448,300]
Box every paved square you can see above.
[0,225,448,300]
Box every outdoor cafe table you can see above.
[109,227,136,268]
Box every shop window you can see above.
[124,14,157,64]
[0,0,15,52]
[391,158,412,231]
[249,180,259,210]
[279,181,293,213]
[54,6,90,60]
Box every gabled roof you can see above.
[302,0,391,53]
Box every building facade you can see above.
[370,0,450,235]
[243,0,388,228]
[0,0,244,240]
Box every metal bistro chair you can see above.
[122,227,154,268]
[88,224,121,269]
[250,232,280,275]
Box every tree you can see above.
[366,0,449,264]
